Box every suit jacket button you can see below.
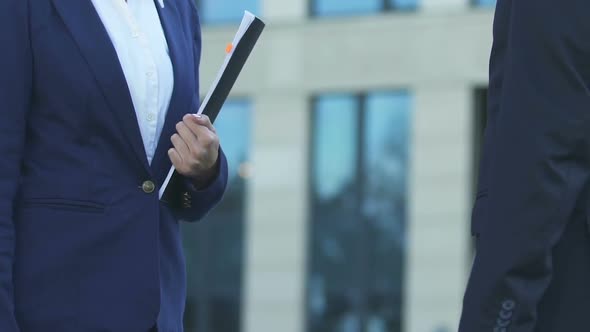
[142,180,156,194]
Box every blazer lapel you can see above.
[151,0,194,181]
[52,0,151,174]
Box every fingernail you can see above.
[193,114,202,119]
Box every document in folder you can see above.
[159,11,265,201]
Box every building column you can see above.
[404,85,473,332]
[242,93,309,332]
[261,0,307,22]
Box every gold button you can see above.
[142,180,155,194]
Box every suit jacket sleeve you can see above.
[461,0,590,330]
[0,0,32,330]
[170,149,229,222]
[469,0,511,237]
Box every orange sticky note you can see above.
[225,43,233,54]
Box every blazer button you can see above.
[142,180,156,194]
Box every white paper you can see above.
[159,11,258,200]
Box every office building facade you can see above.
[184,0,496,331]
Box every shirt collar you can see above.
[157,0,165,8]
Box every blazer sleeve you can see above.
[0,0,33,331]
[170,149,229,222]
[469,0,512,237]
[460,0,590,330]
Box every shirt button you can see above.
[142,180,156,194]
[147,71,154,77]
[132,31,140,38]
[147,113,155,122]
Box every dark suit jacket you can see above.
[460,0,590,330]
[0,0,228,331]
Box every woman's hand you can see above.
[168,114,220,188]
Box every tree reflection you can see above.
[308,92,411,332]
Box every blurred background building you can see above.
[181,0,497,331]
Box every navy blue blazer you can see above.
[461,0,590,331]
[0,0,228,331]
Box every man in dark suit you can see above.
[0,0,228,331]
[460,0,590,331]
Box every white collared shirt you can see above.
[91,0,174,164]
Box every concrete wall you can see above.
[199,5,494,332]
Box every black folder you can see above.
[160,12,265,203]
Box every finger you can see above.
[192,126,219,150]
[171,132,190,161]
[168,148,184,170]
[185,113,216,133]
[176,122,199,153]
[196,114,215,132]
[183,116,215,144]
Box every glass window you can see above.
[307,92,412,332]
[183,100,252,332]
[197,0,260,24]
[388,0,418,10]
[309,94,362,332]
[362,92,411,331]
[473,0,496,7]
[313,95,359,202]
[312,0,418,16]
[312,0,382,16]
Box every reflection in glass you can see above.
[308,92,411,332]
[309,95,361,332]
[183,100,252,332]
[198,0,260,24]
[312,0,418,16]
[389,0,418,10]
[363,92,411,331]
[313,96,359,202]
[312,0,382,16]
[473,0,496,7]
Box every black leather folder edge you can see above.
[161,17,266,206]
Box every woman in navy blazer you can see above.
[0,0,228,331]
